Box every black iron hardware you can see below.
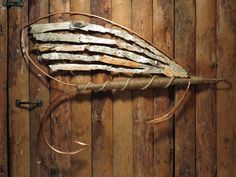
[3,0,23,8]
[0,25,2,35]
[0,166,4,176]
[16,99,43,110]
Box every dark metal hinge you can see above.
[3,0,23,8]
[16,99,43,110]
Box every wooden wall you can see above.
[0,0,235,177]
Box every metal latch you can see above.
[3,0,23,8]
[0,25,2,35]
[16,99,43,110]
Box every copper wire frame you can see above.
[20,11,191,155]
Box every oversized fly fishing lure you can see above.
[20,12,219,155]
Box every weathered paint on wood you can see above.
[70,1,92,177]
[217,1,236,177]
[153,1,174,177]
[174,0,196,176]
[91,1,113,177]
[196,1,217,177]
[112,0,133,177]
[132,1,154,177]
[8,1,30,177]
[0,1,8,177]
[49,0,71,177]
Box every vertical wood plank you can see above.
[70,1,92,177]
[132,1,154,177]
[29,0,51,176]
[0,2,8,177]
[153,1,174,177]
[90,1,113,177]
[217,1,236,176]
[112,1,133,177]
[196,0,217,177]
[174,0,196,177]
[49,0,71,177]
[8,1,30,177]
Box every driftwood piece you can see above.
[49,63,163,74]
[42,53,143,68]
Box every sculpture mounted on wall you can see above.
[20,12,219,155]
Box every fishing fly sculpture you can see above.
[21,12,220,155]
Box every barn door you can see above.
[2,0,236,177]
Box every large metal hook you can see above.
[41,93,89,155]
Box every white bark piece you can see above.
[41,53,143,68]
[49,63,163,74]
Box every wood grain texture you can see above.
[112,1,133,177]
[29,0,51,176]
[8,1,30,177]
[217,1,236,177]
[196,0,217,177]
[174,0,196,176]
[132,1,154,177]
[90,1,113,177]
[0,2,8,177]
[70,1,92,177]
[49,1,71,177]
[153,1,174,177]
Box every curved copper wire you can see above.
[147,79,191,125]
[41,93,89,155]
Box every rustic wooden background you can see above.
[0,0,235,177]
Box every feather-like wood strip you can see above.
[49,63,163,74]
[42,53,143,68]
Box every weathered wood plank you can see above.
[217,1,236,176]
[49,0,71,177]
[0,2,8,177]
[153,1,174,177]
[196,0,217,177]
[8,2,30,177]
[174,0,196,176]
[91,1,113,177]
[29,0,51,177]
[132,1,154,177]
[70,1,92,177]
[112,1,133,176]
